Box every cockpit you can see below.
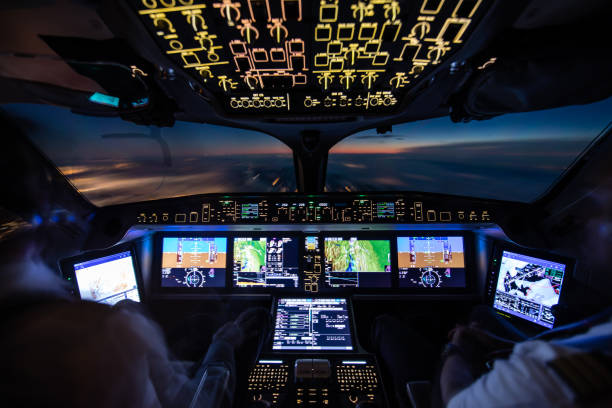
[1,1,612,407]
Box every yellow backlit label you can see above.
[134,0,486,114]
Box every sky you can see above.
[328,97,612,201]
[2,103,296,206]
[2,97,611,205]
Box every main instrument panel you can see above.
[151,230,474,294]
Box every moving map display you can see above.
[74,251,140,305]
[493,251,566,328]
[161,237,227,287]
[324,237,391,288]
[397,236,466,288]
[233,236,299,287]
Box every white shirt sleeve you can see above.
[448,341,578,408]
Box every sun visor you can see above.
[450,24,612,121]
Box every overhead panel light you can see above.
[131,0,487,116]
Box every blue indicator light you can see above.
[89,92,120,108]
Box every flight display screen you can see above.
[397,236,466,288]
[233,236,299,288]
[493,251,566,328]
[73,251,140,305]
[273,298,353,351]
[161,237,227,288]
[324,237,392,288]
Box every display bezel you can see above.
[59,242,145,304]
[486,242,575,330]
[270,296,358,353]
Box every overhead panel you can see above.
[132,0,487,115]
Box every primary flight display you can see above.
[161,237,227,287]
[397,236,466,288]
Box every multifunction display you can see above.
[233,236,299,288]
[324,237,392,288]
[273,298,353,350]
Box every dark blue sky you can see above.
[2,97,611,205]
[328,97,612,201]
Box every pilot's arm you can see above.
[442,337,609,407]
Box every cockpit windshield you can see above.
[327,97,612,202]
[2,103,296,206]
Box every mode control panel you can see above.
[134,194,495,225]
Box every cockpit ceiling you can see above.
[131,0,488,116]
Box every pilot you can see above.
[0,209,269,408]
[373,305,612,407]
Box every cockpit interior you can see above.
[1,1,612,407]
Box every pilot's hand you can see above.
[448,325,514,359]
[213,307,270,348]
[113,299,144,313]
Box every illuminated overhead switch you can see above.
[315,24,332,41]
[202,204,210,222]
[481,211,491,221]
[413,202,423,221]
[162,213,169,222]
[426,210,437,222]
[189,212,199,223]
[319,3,338,22]
[175,213,187,223]
[469,211,478,221]
[327,41,342,55]
[372,52,389,66]
[330,58,344,72]
[440,211,451,222]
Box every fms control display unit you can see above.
[244,298,387,407]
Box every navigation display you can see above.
[324,237,392,288]
[74,251,140,305]
[273,298,353,351]
[493,251,566,328]
[233,236,299,288]
[397,236,466,288]
[161,237,227,288]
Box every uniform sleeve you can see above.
[448,341,577,408]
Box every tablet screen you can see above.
[493,250,566,328]
[74,251,140,305]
